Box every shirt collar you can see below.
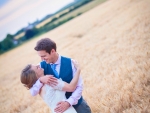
[50,54,61,65]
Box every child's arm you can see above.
[30,75,57,96]
[30,79,43,96]
[62,60,81,92]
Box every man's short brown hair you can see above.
[34,38,56,54]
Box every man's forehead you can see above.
[37,51,47,55]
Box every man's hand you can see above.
[39,75,58,86]
[54,101,70,113]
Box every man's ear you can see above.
[50,49,55,54]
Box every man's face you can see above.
[37,50,54,63]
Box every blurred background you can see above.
[0,0,105,54]
[0,0,150,113]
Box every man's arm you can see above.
[62,60,81,92]
[54,61,83,113]
[65,76,83,105]
[65,59,83,105]
[55,82,83,112]
[54,59,83,113]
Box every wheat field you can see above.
[0,0,150,113]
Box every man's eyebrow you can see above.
[41,55,46,57]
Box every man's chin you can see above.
[46,61,50,64]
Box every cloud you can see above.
[0,0,74,41]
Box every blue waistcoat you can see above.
[40,56,83,107]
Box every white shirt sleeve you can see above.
[65,59,83,105]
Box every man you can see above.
[30,38,91,113]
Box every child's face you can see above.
[31,65,44,78]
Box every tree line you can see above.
[0,0,92,54]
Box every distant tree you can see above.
[51,17,57,22]
[6,34,14,39]
[25,28,39,40]
[25,29,35,39]
[0,34,14,52]
[0,42,1,47]
[14,28,24,36]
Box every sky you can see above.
[0,0,74,41]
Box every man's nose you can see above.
[41,57,44,60]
